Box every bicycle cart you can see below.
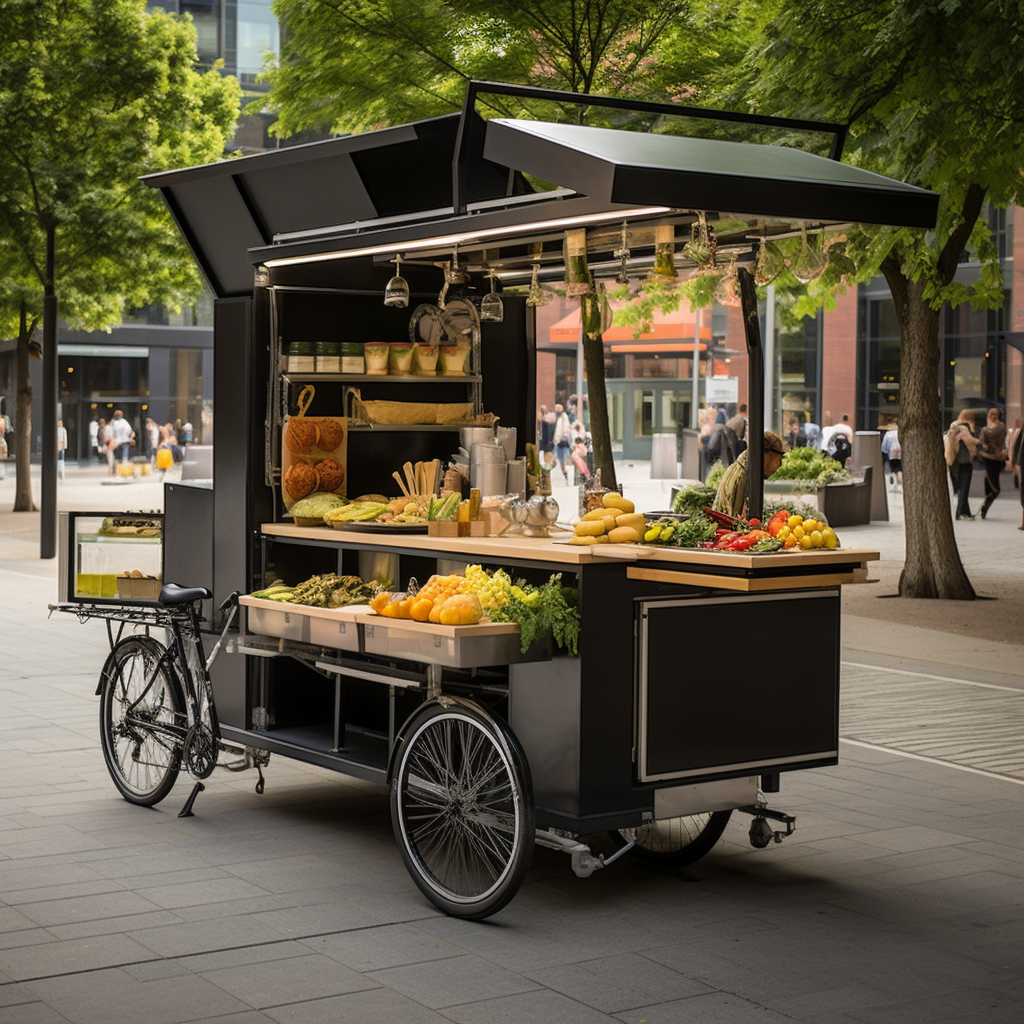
[56,82,935,919]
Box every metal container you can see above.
[496,426,517,461]
[472,459,507,497]
[246,603,311,643]
[506,458,526,498]
[460,426,495,451]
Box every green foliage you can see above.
[770,447,849,488]
[705,460,727,488]
[0,0,239,337]
[672,483,717,514]
[763,498,827,525]
[262,0,751,137]
[490,573,581,655]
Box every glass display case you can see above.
[58,512,164,603]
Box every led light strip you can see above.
[262,206,672,268]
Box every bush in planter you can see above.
[770,446,849,489]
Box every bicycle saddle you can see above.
[159,583,213,606]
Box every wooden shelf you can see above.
[285,373,481,384]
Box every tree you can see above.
[0,0,239,514]
[739,0,1024,599]
[264,0,753,486]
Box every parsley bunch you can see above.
[490,573,581,656]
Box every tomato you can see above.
[747,518,760,527]
[734,535,756,551]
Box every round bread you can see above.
[316,419,345,452]
[316,457,345,492]
[285,418,319,454]
[284,460,319,500]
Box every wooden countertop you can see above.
[260,522,878,574]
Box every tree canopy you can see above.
[263,0,753,137]
[0,0,240,512]
[0,0,240,337]
[738,0,1024,598]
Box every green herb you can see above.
[673,514,717,547]
[490,573,581,656]
[673,483,717,515]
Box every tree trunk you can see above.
[582,333,617,490]
[13,305,37,513]
[886,268,974,599]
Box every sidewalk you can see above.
[1,460,1022,1022]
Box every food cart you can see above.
[76,82,938,919]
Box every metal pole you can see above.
[691,306,701,428]
[40,227,58,560]
[738,267,765,521]
[763,284,776,433]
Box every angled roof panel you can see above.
[483,119,939,228]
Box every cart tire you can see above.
[99,636,185,807]
[609,811,732,867]
[391,701,534,920]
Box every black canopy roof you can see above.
[145,89,938,295]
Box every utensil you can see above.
[384,256,409,308]
[403,461,416,497]
[480,270,504,322]
[393,471,411,500]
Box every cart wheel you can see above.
[609,811,732,867]
[391,701,534,920]
[99,636,185,807]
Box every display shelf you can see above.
[346,422,466,432]
[284,373,482,385]
[77,534,163,545]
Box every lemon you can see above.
[787,515,803,528]
[792,525,806,540]
[803,519,819,533]
[799,535,813,549]
[810,531,824,547]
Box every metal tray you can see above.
[333,522,429,534]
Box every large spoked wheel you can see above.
[609,811,732,868]
[391,701,535,920]
[99,636,185,806]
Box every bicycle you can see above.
[50,584,268,818]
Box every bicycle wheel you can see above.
[609,811,732,867]
[391,701,534,920]
[99,636,185,806]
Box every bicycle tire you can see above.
[608,811,732,867]
[99,636,185,806]
[391,701,534,920]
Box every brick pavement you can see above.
[0,463,1023,1022]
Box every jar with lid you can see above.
[286,341,315,373]
[316,340,341,373]
[340,342,364,374]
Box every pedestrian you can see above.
[99,417,114,475]
[819,411,835,452]
[945,409,980,520]
[57,419,67,481]
[725,403,748,442]
[109,409,133,464]
[88,418,99,462]
[834,414,854,443]
[552,404,572,484]
[881,420,902,488]
[803,417,820,448]
[0,425,7,480]
[1012,419,1024,530]
[1008,417,1023,491]
[978,407,1008,519]
[146,418,160,460]
[538,405,555,458]
[785,417,806,451]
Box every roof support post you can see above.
[738,265,765,522]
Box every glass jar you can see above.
[316,340,341,373]
[341,342,364,374]
[286,341,315,373]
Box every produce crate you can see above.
[240,595,312,643]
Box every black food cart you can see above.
[69,83,938,919]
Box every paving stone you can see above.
[198,953,377,1009]
[26,967,251,1024]
[367,954,541,1009]
[128,914,292,959]
[0,1001,71,1024]
[301,922,463,972]
[440,987,621,1023]
[264,986,450,1024]
[613,991,792,1023]
[0,934,159,982]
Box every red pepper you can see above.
[716,531,739,549]
[767,510,789,537]
[747,518,760,527]
[733,535,756,551]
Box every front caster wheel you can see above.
[609,810,732,867]
[391,701,534,920]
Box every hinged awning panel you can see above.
[483,119,939,229]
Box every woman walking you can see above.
[945,410,980,520]
[978,407,1008,518]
